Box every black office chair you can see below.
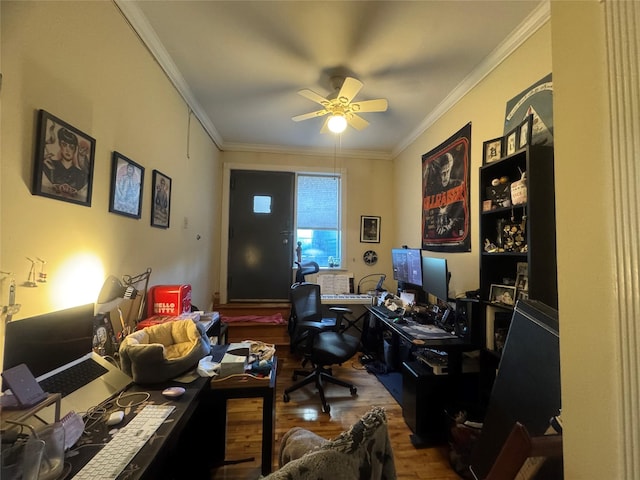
[284,282,361,413]
[294,261,319,283]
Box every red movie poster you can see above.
[422,123,471,252]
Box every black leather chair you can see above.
[284,282,361,413]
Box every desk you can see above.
[365,306,473,374]
[65,376,211,479]
[206,357,277,476]
[366,306,479,447]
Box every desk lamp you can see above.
[96,267,152,330]
[357,273,387,294]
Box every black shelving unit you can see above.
[477,145,557,409]
[479,145,557,309]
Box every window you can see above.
[296,174,342,268]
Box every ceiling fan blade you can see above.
[320,117,331,134]
[292,109,329,122]
[298,89,330,106]
[346,113,369,131]
[350,98,388,113]
[336,77,363,105]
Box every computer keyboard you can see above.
[73,404,175,480]
[370,304,402,319]
[39,358,108,398]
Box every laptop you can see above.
[3,303,132,422]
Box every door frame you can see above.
[220,162,348,304]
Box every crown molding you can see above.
[114,0,224,150]
[115,0,549,160]
[392,0,551,158]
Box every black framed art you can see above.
[32,109,96,206]
[360,216,381,243]
[505,127,518,156]
[483,137,504,164]
[518,114,533,149]
[151,169,171,228]
[109,151,144,219]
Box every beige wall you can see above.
[0,1,222,332]
[2,1,635,477]
[393,23,553,299]
[551,1,622,477]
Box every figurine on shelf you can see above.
[484,238,498,253]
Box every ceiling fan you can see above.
[292,76,388,134]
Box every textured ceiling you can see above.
[119,0,547,158]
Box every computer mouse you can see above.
[395,317,408,325]
[162,386,186,399]
[106,410,124,426]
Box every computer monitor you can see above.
[391,248,423,287]
[422,256,449,302]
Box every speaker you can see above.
[455,298,483,347]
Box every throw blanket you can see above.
[221,313,286,324]
[264,406,397,480]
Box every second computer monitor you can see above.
[422,256,449,302]
[391,248,423,287]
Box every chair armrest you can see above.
[329,306,353,315]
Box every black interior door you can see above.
[227,170,295,302]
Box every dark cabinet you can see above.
[479,145,557,310]
[478,145,557,407]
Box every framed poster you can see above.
[483,137,503,164]
[505,128,518,156]
[109,152,144,219]
[421,123,471,252]
[504,73,553,146]
[151,169,171,228]
[518,114,533,149]
[32,109,95,206]
[360,216,381,243]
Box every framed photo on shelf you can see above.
[483,137,504,164]
[109,152,144,219]
[518,114,533,149]
[32,109,96,207]
[151,169,171,228]
[489,284,517,306]
[505,128,519,156]
[515,273,529,291]
[360,215,381,243]
[516,262,528,277]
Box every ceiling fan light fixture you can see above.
[327,114,347,133]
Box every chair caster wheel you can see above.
[283,393,290,403]
[350,387,357,395]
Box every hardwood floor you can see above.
[210,350,461,479]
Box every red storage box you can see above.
[146,284,192,317]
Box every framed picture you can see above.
[516,262,528,277]
[482,137,503,164]
[360,215,381,243]
[518,114,533,149]
[515,273,529,291]
[32,109,96,206]
[518,290,529,301]
[489,284,516,306]
[505,127,518,156]
[109,152,144,219]
[151,169,171,228]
